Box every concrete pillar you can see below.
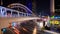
[1,0,3,5]
[50,0,55,16]
[32,0,37,17]
[18,12,19,17]
[11,10,12,17]
[32,0,36,13]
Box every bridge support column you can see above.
[50,0,55,16]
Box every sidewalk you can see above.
[43,30,60,34]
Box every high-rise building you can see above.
[55,0,60,16]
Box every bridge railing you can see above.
[0,6,33,17]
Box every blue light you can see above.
[2,28,6,32]
[54,16,60,19]
[12,22,16,27]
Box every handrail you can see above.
[0,6,32,17]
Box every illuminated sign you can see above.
[50,20,60,24]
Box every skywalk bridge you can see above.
[0,6,33,17]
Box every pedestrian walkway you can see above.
[43,30,60,34]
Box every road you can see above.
[0,17,60,34]
[0,17,40,34]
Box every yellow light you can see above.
[54,21,59,24]
[50,20,59,24]
[33,26,37,34]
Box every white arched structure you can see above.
[7,3,32,13]
[0,6,32,17]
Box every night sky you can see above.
[2,0,50,16]
[36,0,50,16]
[2,0,26,6]
[36,0,50,10]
